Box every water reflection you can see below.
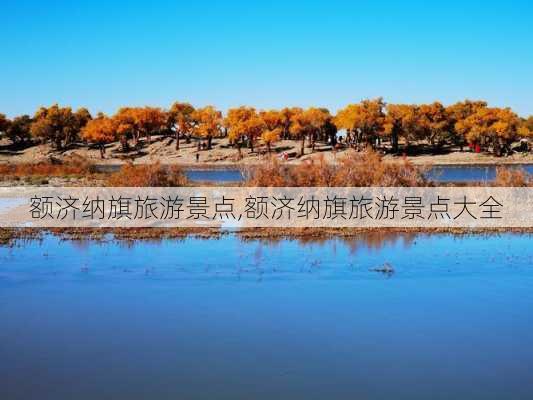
[1,232,531,281]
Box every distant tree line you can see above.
[0,99,531,158]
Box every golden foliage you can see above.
[81,116,116,158]
[112,107,166,149]
[261,128,281,153]
[260,110,283,131]
[168,102,195,149]
[192,106,223,149]
[81,116,116,144]
[30,104,91,149]
[226,107,265,147]
[456,107,521,146]
[2,98,530,157]
[518,116,533,139]
[335,99,385,140]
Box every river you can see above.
[1,233,532,399]
[187,165,533,183]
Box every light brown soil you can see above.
[1,136,532,167]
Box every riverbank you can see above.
[1,158,532,187]
[1,227,532,246]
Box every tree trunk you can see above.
[120,136,129,152]
[175,130,180,150]
[266,141,271,154]
[237,141,242,158]
[207,136,212,150]
[329,132,337,147]
[99,143,105,159]
[300,135,305,157]
[391,128,399,154]
[54,136,63,150]
[65,132,72,147]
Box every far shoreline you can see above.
[2,137,532,169]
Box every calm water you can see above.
[426,164,533,183]
[185,169,244,182]
[1,233,533,399]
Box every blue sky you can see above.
[2,0,532,117]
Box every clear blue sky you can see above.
[2,0,532,118]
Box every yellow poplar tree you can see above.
[192,106,222,150]
[30,104,83,149]
[226,107,265,155]
[259,110,283,153]
[168,102,195,150]
[81,116,116,158]
[384,104,422,152]
[457,107,521,155]
[335,99,385,149]
[418,102,450,147]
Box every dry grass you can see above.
[0,155,97,178]
[0,227,222,246]
[105,162,188,187]
[244,150,430,187]
[2,227,531,247]
[493,166,532,187]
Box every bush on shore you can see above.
[0,155,96,178]
[105,162,187,187]
[244,150,430,187]
[493,166,532,187]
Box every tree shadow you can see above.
[0,140,35,155]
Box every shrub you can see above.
[105,162,187,187]
[244,149,429,187]
[493,166,532,187]
[0,155,96,177]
